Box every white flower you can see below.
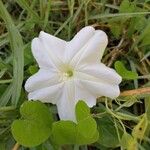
[25,26,122,121]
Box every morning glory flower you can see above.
[25,26,122,121]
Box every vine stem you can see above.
[12,143,20,150]
[120,87,150,96]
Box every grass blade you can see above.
[0,0,24,106]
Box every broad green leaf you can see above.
[132,113,148,140]
[114,61,138,80]
[75,101,99,145]
[78,117,97,139]
[75,100,90,122]
[11,101,53,147]
[97,116,122,148]
[52,121,76,145]
[95,104,123,148]
[52,100,99,145]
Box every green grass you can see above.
[0,0,150,149]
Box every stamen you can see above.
[66,70,73,77]
[62,69,74,81]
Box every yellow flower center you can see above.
[60,65,74,81]
[63,69,73,79]
[66,70,73,77]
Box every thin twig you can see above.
[120,87,150,96]
[12,143,20,150]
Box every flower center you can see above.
[60,65,74,81]
[66,70,73,77]
[63,69,73,79]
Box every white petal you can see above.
[75,80,96,107]
[28,82,64,104]
[65,26,95,62]
[56,79,96,121]
[25,69,61,92]
[76,72,120,99]
[56,80,76,121]
[39,31,66,62]
[70,30,108,68]
[32,38,56,69]
[77,63,122,84]
[32,31,66,70]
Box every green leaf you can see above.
[75,100,90,122]
[120,132,137,149]
[110,22,122,38]
[97,116,122,148]
[75,101,99,145]
[52,121,77,145]
[114,61,138,80]
[28,65,38,75]
[52,100,99,145]
[132,113,148,140]
[11,101,53,147]
[119,0,135,13]
[95,104,123,148]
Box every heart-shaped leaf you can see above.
[114,61,138,80]
[11,101,53,147]
[95,104,123,148]
[52,100,99,145]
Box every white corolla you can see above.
[25,26,122,121]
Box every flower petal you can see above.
[70,30,108,68]
[77,63,122,84]
[25,69,61,92]
[32,31,66,70]
[39,31,66,62]
[76,72,120,99]
[32,38,56,69]
[56,80,76,121]
[56,79,96,121]
[75,80,96,107]
[65,26,95,62]
[28,82,64,104]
